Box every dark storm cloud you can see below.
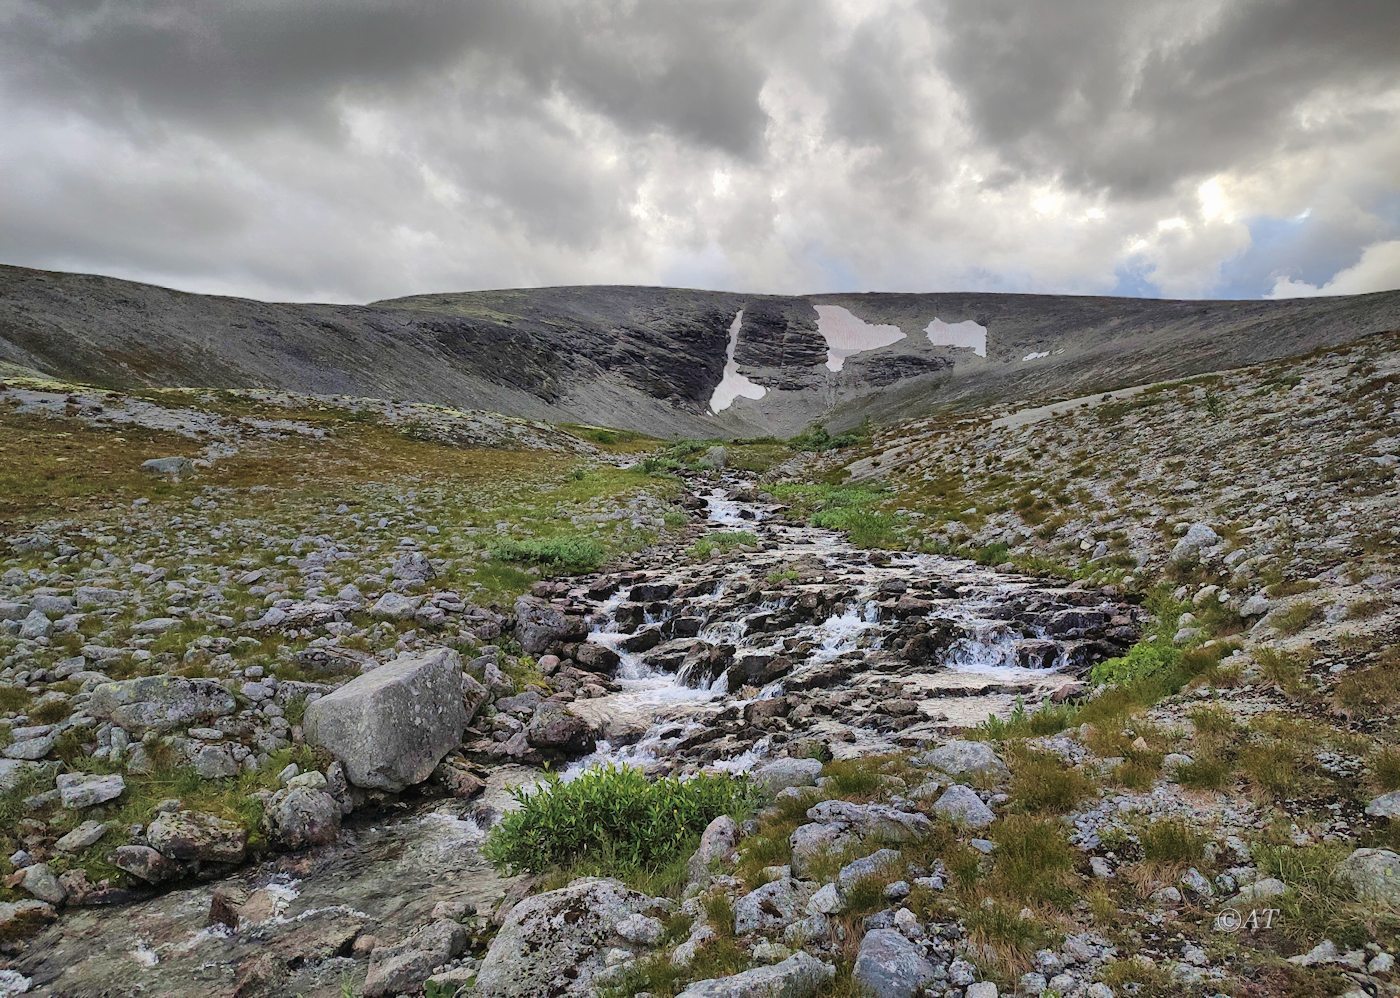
[0,0,1396,301]
[930,0,1400,198]
[0,0,772,157]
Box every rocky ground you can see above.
[0,326,1396,998]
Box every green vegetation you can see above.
[688,531,758,559]
[489,533,607,574]
[482,765,760,878]
[766,482,900,548]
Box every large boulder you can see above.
[913,740,1008,781]
[147,810,247,864]
[525,702,597,759]
[476,878,666,997]
[1339,848,1400,905]
[264,786,342,850]
[86,676,235,734]
[853,928,939,998]
[677,952,835,997]
[303,647,467,792]
[514,597,588,655]
[931,785,996,829]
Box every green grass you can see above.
[765,483,902,548]
[688,531,758,559]
[1007,747,1096,813]
[1137,818,1207,865]
[1272,600,1322,636]
[482,765,760,877]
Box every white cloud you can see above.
[1268,240,1400,298]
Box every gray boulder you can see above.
[688,815,740,884]
[147,810,247,864]
[304,647,467,792]
[514,596,587,655]
[1339,848,1400,905]
[1365,792,1400,820]
[0,759,56,793]
[752,757,823,793]
[265,786,342,850]
[476,877,664,997]
[364,919,468,997]
[677,951,834,997]
[141,456,194,478]
[735,876,814,936]
[56,772,125,809]
[914,740,1008,781]
[931,785,996,829]
[790,800,933,875]
[86,675,235,734]
[853,928,939,998]
[525,702,597,759]
[1171,523,1220,563]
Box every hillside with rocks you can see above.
[4,264,1399,439]
[0,278,1398,998]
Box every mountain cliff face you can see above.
[2,264,1398,437]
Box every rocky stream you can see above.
[9,477,1143,997]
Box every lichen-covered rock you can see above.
[931,785,996,829]
[86,675,235,734]
[734,875,814,936]
[364,919,468,997]
[677,951,835,997]
[687,815,740,884]
[513,596,587,655]
[853,928,939,998]
[476,878,665,997]
[265,786,342,850]
[303,647,467,792]
[1339,848,1400,905]
[147,810,247,864]
[913,740,1008,780]
[525,702,597,758]
[56,772,125,810]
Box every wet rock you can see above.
[853,928,939,998]
[86,675,235,734]
[147,810,248,864]
[526,702,597,758]
[364,919,468,997]
[514,596,587,654]
[265,786,342,850]
[56,772,125,809]
[476,877,665,997]
[677,951,835,997]
[304,646,467,792]
[111,844,181,883]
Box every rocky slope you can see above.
[4,264,1399,439]
[0,288,1398,998]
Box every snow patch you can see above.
[814,305,906,371]
[925,318,987,357]
[709,310,767,413]
[1022,350,1050,361]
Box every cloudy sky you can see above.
[2,0,1398,304]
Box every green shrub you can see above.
[1138,818,1207,865]
[483,765,760,876]
[1089,640,1180,685]
[689,531,758,559]
[490,534,606,574]
[973,541,1010,566]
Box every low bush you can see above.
[1089,640,1180,685]
[483,765,760,876]
[490,533,607,574]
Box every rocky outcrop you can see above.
[303,647,467,792]
[85,676,235,734]
[475,878,668,997]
